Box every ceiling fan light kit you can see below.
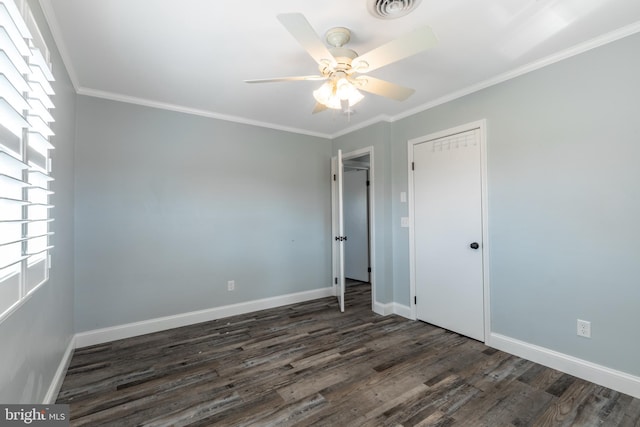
[245,12,437,115]
[313,78,364,110]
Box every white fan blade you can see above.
[353,26,437,73]
[277,13,336,66]
[245,75,326,83]
[353,76,415,101]
[312,102,328,114]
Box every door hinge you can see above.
[414,296,417,305]
[366,180,370,186]
[368,267,371,273]
[411,162,415,171]
[334,277,338,285]
[333,174,336,181]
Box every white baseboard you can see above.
[489,332,640,399]
[373,301,392,316]
[43,335,75,404]
[372,301,412,319]
[392,303,412,319]
[76,287,334,348]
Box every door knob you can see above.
[470,242,479,250]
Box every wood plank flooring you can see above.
[57,283,640,426]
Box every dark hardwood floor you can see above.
[57,283,640,426]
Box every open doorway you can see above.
[343,156,370,285]
[333,147,375,312]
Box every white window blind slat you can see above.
[27,114,53,137]
[0,73,29,112]
[0,149,26,174]
[0,27,29,74]
[0,51,29,92]
[25,205,51,222]
[0,235,27,247]
[0,242,24,269]
[26,234,49,253]
[0,0,30,39]
[27,145,46,171]
[27,130,53,152]
[0,98,27,136]
[28,97,54,123]
[0,3,30,56]
[0,221,21,245]
[29,63,53,94]
[28,80,53,109]
[0,171,25,186]
[0,195,27,204]
[0,121,19,153]
[27,168,52,182]
[26,184,53,195]
[26,221,48,238]
[28,47,53,82]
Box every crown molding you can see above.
[392,20,640,123]
[76,87,333,140]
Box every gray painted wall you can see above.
[379,32,639,375]
[0,0,76,403]
[74,97,332,332]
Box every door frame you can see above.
[407,120,490,342]
[332,146,376,312]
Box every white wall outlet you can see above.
[577,319,591,338]
[227,280,235,291]
[401,217,410,228]
[400,192,407,203]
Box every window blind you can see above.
[0,0,54,318]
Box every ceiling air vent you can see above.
[367,0,422,19]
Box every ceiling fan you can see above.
[245,13,438,113]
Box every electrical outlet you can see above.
[227,280,235,291]
[577,319,591,338]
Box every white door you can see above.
[413,129,484,341]
[331,150,345,312]
[343,169,369,282]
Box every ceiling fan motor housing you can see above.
[320,27,360,77]
[325,27,351,47]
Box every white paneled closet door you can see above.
[413,129,484,341]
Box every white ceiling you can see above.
[40,0,640,138]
